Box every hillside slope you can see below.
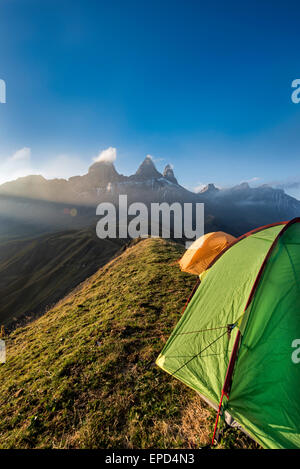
[0,227,125,327]
[0,238,256,449]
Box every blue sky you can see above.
[0,0,300,197]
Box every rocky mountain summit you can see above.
[0,156,190,204]
[0,155,299,239]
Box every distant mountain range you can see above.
[0,155,299,239]
[198,180,300,235]
[0,156,194,205]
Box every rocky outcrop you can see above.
[163,165,178,185]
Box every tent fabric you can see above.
[157,221,300,449]
[226,220,300,449]
[178,231,236,275]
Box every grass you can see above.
[0,238,257,449]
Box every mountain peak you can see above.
[88,159,115,172]
[163,164,178,184]
[135,156,162,179]
[200,183,219,194]
[87,160,120,185]
[233,182,250,191]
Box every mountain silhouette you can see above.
[0,156,299,240]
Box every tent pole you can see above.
[211,390,224,444]
[211,329,241,445]
[223,330,241,395]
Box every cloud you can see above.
[0,147,34,185]
[0,145,118,186]
[193,183,206,193]
[39,154,87,180]
[241,176,260,185]
[11,147,31,161]
[272,179,300,200]
[0,148,87,186]
[93,147,117,163]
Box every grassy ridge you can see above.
[0,238,255,448]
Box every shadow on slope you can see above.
[0,227,125,327]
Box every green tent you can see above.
[157,218,300,449]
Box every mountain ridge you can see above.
[0,156,299,240]
[1,155,298,205]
